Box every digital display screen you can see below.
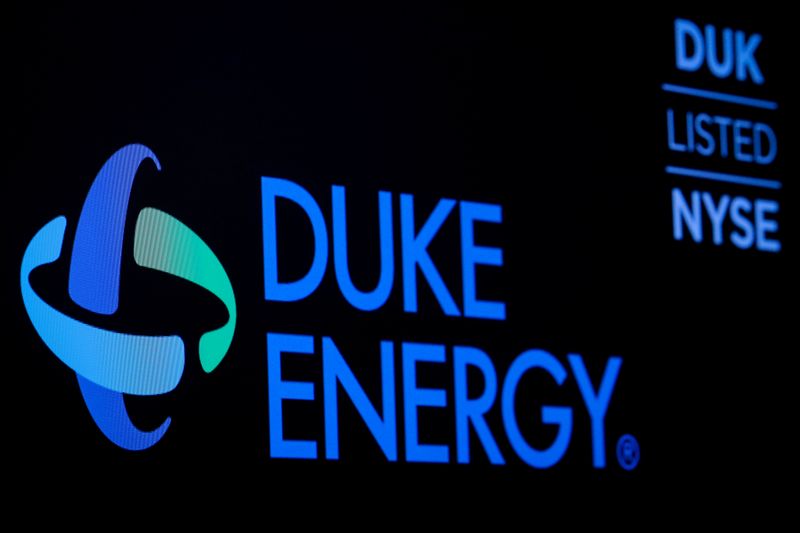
[7,5,794,505]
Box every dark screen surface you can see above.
[5,4,795,512]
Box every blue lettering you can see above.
[667,112,775,164]
[403,342,449,463]
[262,178,328,302]
[400,195,459,316]
[568,355,621,469]
[755,199,780,252]
[460,201,505,320]
[454,346,504,465]
[714,115,732,158]
[666,109,687,152]
[694,113,715,156]
[267,332,317,459]
[754,123,777,165]
[675,19,764,84]
[675,19,704,72]
[701,192,731,246]
[673,188,702,243]
[730,197,754,249]
[332,186,394,311]
[733,119,753,163]
[705,25,733,79]
[735,30,764,84]
[501,349,572,469]
[322,337,397,460]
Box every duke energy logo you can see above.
[20,144,236,451]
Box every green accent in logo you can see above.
[134,207,236,373]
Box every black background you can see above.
[5,4,795,512]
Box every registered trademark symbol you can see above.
[616,434,640,471]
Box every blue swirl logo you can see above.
[21,144,237,450]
